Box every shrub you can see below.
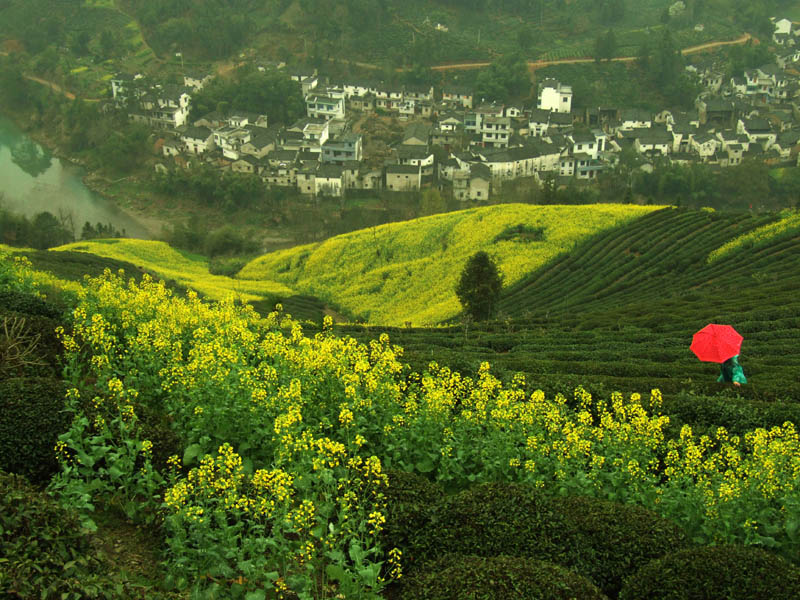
[0,289,63,318]
[553,495,691,598]
[619,545,800,600]
[381,470,445,572]
[208,255,249,277]
[0,309,63,377]
[0,377,69,483]
[493,224,546,243]
[415,482,586,569]
[0,470,118,598]
[662,391,800,436]
[401,554,608,600]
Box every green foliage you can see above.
[474,53,531,103]
[0,378,69,484]
[203,225,260,258]
[0,207,75,249]
[208,255,249,277]
[0,289,62,319]
[0,57,39,109]
[189,69,305,125]
[619,545,800,600]
[553,495,691,598]
[153,164,265,211]
[662,391,800,437]
[493,224,545,243]
[594,29,618,62]
[0,470,126,599]
[456,251,503,322]
[414,482,586,568]
[381,470,445,572]
[401,554,608,600]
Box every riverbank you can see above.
[1,103,171,239]
[0,107,164,239]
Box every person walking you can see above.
[718,354,746,387]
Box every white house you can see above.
[315,164,344,197]
[306,95,345,120]
[538,79,572,113]
[634,128,672,157]
[690,133,719,160]
[481,115,511,148]
[619,109,652,131]
[213,126,251,160]
[385,164,422,191]
[181,126,215,154]
[737,117,777,149]
[442,86,474,109]
[528,109,552,137]
[773,18,793,44]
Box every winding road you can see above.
[13,31,755,101]
[430,32,754,72]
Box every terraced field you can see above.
[240,203,659,326]
[54,239,294,303]
[341,208,800,406]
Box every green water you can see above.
[0,115,152,239]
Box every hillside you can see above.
[341,207,800,403]
[3,233,800,598]
[54,238,294,303]
[239,203,659,326]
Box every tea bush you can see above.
[0,377,69,483]
[553,495,691,598]
[401,554,608,600]
[381,470,445,573]
[0,289,62,318]
[0,470,119,598]
[619,545,800,600]
[414,482,587,569]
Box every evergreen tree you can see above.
[455,251,503,322]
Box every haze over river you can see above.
[0,115,152,239]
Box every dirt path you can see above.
[22,74,103,102]
[429,32,753,72]
[216,60,247,77]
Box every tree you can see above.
[456,251,503,322]
[594,29,617,62]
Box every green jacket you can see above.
[718,355,747,384]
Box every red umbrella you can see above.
[691,324,743,363]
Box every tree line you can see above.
[0,202,124,250]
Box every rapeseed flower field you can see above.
[239,203,660,325]
[54,239,294,302]
[16,253,789,597]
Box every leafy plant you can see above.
[553,495,691,597]
[0,470,123,598]
[455,251,503,322]
[619,545,800,600]
[414,482,587,569]
[0,377,69,483]
[401,554,608,600]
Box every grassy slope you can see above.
[340,207,800,402]
[238,204,660,327]
[54,239,294,303]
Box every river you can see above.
[0,114,153,239]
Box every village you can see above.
[109,17,800,203]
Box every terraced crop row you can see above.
[342,208,800,405]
